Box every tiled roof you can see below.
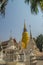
[1,38,17,46]
[0,38,18,50]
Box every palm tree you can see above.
[0,0,8,16]
[25,0,43,14]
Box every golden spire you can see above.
[21,20,30,49]
[24,20,27,32]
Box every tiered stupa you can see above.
[22,22,30,49]
[26,25,39,55]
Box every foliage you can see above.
[25,0,43,14]
[0,0,8,16]
[0,0,43,16]
[36,34,43,52]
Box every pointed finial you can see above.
[24,19,26,29]
[29,25,32,39]
[10,30,12,40]
[24,20,27,32]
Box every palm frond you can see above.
[25,0,29,4]
[24,0,42,14]
[0,0,8,16]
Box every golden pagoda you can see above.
[22,21,30,49]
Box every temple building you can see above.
[0,37,26,63]
[0,37,18,62]
[0,20,40,65]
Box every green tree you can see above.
[25,0,43,14]
[36,34,43,52]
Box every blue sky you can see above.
[0,0,43,42]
